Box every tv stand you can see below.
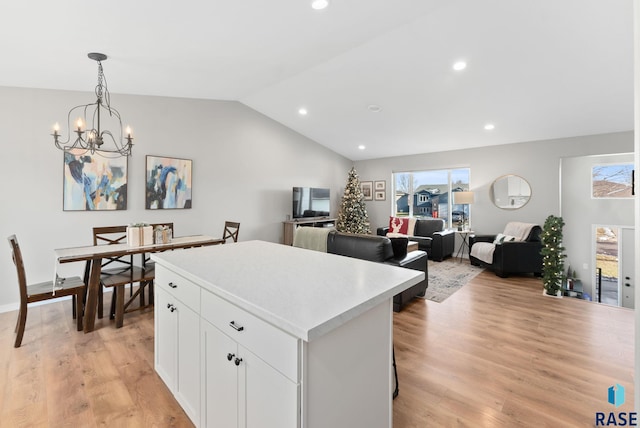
[283,217,336,245]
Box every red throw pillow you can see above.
[388,217,409,234]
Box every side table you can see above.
[455,230,474,262]
[562,279,584,298]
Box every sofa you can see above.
[292,227,428,312]
[326,231,428,312]
[377,217,455,262]
[468,222,543,278]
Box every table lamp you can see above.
[452,191,475,230]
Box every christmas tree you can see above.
[336,167,371,234]
[540,215,566,296]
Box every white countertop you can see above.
[151,240,423,341]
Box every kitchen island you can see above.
[151,240,423,428]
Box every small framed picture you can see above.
[375,180,386,191]
[361,181,373,201]
[375,190,386,201]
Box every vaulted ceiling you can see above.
[0,0,633,160]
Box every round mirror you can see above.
[490,174,531,209]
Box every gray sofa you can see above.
[326,231,428,312]
[377,218,455,261]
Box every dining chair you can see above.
[90,226,155,328]
[222,221,240,243]
[8,235,85,348]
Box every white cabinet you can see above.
[152,241,416,428]
[200,289,299,428]
[201,320,299,428]
[154,267,201,426]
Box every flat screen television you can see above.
[292,187,330,219]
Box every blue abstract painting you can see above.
[63,149,127,211]
[145,155,192,209]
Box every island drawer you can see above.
[155,265,200,312]
[201,289,299,382]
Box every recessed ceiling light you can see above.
[358,145,366,150]
[311,0,329,10]
[453,61,467,71]
[484,123,495,130]
[367,104,382,113]
[298,108,308,116]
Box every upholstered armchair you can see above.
[468,222,543,278]
[377,217,455,262]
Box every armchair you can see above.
[469,222,543,278]
[377,217,455,261]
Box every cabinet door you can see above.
[241,346,299,428]
[202,321,239,428]
[176,302,201,424]
[155,287,177,390]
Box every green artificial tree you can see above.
[540,215,566,296]
[336,167,371,234]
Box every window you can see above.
[393,168,470,227]
[592,164,635,198]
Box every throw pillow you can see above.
[493,233,517,244]
[389,216,409,235]
[389,237,409,259]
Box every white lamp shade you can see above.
[453,191,474,204]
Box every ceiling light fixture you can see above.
[358,145,366,150]
[298,108,308,115]
[367,104,382,113]
[484,123,495,130]
[452,61,467,71]
[311,0,329,10]
[52,53,133,157]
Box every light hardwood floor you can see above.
[0,270,634,427]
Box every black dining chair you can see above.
[7,235,85,348]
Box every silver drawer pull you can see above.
[168,282,177,289]
[229,321,244,332]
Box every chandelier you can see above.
[52,52,133,157]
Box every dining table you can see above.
[54,235,223,333]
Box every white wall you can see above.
[354,132,633,237]
[561,153,635,296]
[0,86,352,311]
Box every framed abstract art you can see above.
[63,149,127,211]
[146,155,193,209]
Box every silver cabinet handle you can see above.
[229,321,244,332]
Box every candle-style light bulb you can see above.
[76,118,84,131]
[53,122,60,133]
[125,126,132,137]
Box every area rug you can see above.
[422,259,484,303]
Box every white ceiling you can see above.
[0,0,633,161]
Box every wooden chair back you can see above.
[93,225,131,271]
[8,235,29,306]
[8,234,85,347]
[222,221,240,243]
